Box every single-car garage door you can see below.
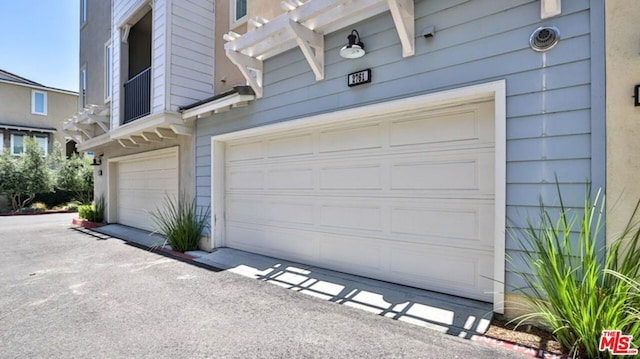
[223,101,496,302]
[116,147,179,231]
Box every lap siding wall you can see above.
[194,0,604,297]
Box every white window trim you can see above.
[10,134,23,156]
[230,0,248,29]
[80,65,87,109]
[104,40,112,103]
[31,90,47,115]
[0,131,4,153]
[37,136,49,156]
[10,134,49,156]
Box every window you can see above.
[32,90,47,115]
[10,134,48,156]
[105,41,112,102]
[81,66,87,108]
[81,0,87,25]
[231,0,247,24]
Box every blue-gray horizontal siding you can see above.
[195,0,600,294]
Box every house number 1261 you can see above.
[347,69,372,87]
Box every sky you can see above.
[0,0,79,92]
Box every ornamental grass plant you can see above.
[510,184,640,358]
[151,193,210,253]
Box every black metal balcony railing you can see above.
[123,67,151,124]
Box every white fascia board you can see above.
[0,79,78,96]
[182,93,256,121]
[109,111,184,140]
[0,124,56,133]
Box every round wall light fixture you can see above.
[340,29,366,59]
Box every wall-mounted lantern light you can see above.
[91,153,103,166]
[634,85,640,107]
[339,29,365,59]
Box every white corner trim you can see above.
[210,80,508,312]
[492,80,507,314]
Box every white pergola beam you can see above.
[226,50,264,98]
[142,131,163,142]
[387,0,415,57]
[61,130,84,143]
[287,18,324,81]
[117,138,138,148]
[156,127,178,139]
[129,135,149,145]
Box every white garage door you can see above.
[116,148,179,231]
[224,101,496,302]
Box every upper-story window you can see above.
[105,41,112,103]
[31,90,47,115]
[231,0,247,25]
[10,134,49,156]
[81,66,87,108]
[81,0,87,25]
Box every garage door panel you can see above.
[228,170,264,190]
[268,202,314,225]
[318,123,382,153]
[389,102,494,147]
[267,134,314,158]
[389,247,493,301]
[266,168,314,190]
[391,206,479,240]
[319,235,383,272]
[320,205,383,231]
[320,165,382,190]
[227,140,263,162]
[227,224,317,262]
[227,199,266,224]
[224,101,495,301]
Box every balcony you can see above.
[123,67,151,124]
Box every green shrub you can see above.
[30,202,47,211]
[151,193,210,252]
[510,184,640,358]
[78,204,94,221]
[78,196,105,222]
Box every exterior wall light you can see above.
[91,154,103,166]
[339,29,365,59]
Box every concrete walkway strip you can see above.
[94,224,493,338]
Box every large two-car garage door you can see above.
[223,101,496,302]
[116,147,179,232]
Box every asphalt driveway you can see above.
[0,214,523,358]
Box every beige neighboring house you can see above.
[605,0,640,246]
[0,69,79,211]
[0,70,78,156]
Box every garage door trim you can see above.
[210,81,506,313]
